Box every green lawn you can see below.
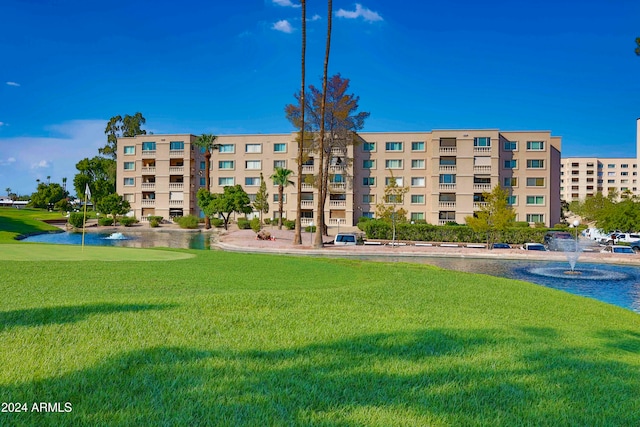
[1,244,639,426]
[0,207,65,242]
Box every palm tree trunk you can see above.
[204,150,211,229]
[278,185,284,229]
[314,0,332,248]
[293,0,306,245]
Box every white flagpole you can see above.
[82,184,89,251]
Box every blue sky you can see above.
[1,0,639,195]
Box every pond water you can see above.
[23,231,211,250]
[22,232,640,313]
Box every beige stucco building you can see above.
[117,129,562,227]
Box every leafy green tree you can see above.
[596,198,640,232]
[270,167,294,230]
[73,156,116,208]
[636,37,640,56]
[197,186,252,230]
[30,182,68,209]
[465,185,516,248]
[375,174,409,244]
[101,113,147,159]
[193,133,218,229]
[96,193,131,226]
[253,173,269,226]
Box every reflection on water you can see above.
[359,256,640,313]
[23,231,211,250]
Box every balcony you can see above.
[331,147,346,155]
[301,218,314,225]
[328,218,346,226]
[142,150,156,157]
[474,165,491,173]
[439,165,456,172]
[169,183,184,190]
[438,202,456,208]
[141,199,155,206]
[169,150,184,157]
[329,200,346,208]
[439,184,456,190]
[439,146,456,153]
[473,184,491,191]
[438,219,451,226]
[141,183,155,190]
[329,183,346,191]
[302,165,314,173]
[169,166,184,174]
[141,167,156,174]
[473,202,488,209]
[301,183,314,190]
[474,146,491,153]
[169,199,183,206]
[301,200,314,207]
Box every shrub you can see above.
[264,218,272,225]
[211,218,224,228]
[356,216,371,231]
[119,216,138,227]
[68,212,85,228]
[55,199,72,213]
[175,215,199,229]
[237,218,251,230]
[98,217,114,226]
[284,219,296,230]
[148,216,163,228]
[304,225,316,232]
[250,218,261,233]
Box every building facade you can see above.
[117,129,562,227]
[560,157,638,202]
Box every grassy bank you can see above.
[1,246,639,426]
[0,207,64,242]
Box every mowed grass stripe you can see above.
[0,243,195,261]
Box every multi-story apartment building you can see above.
[117,129,562,227]
[560,157,638,202]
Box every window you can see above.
[474,175,491,184]
[607,179,615,184]
[200,161,206,170]
[362,194,375,203]
[142,142,156,151]
[385,159,403,169]
[504,160,517,168]
[410,213,425,221]
[507,195,517,205]
[245,144,262,153]
[274,160,287,168]
[362,142,376,151]
[273,194,286,202]
[273,143,287,153]
[411,177,425,187]
[218,144,235,153]
[218,177,234,186]
[362,211,374,219]
[622,164,629,168]
[385,142,403,151]
[439,174,456,184]
[571,178,579,183]
[411,195,425,204]
[385,177,404,186]
[218,160,235,169]
[440,157,456,166]
[527,159,545,168]
[473,137,491,147]
[170,141,184,150]
[363,159,375,168]
[608,164,616,168]
[123,146,135,155]
[607,172,615,176]
[571,162,580,167]
[526,141,544,150]
[123,194,134,202]
[123,162,135,170]
[200,177,206,186]
[245,177,260,186]
[124,178,134,186]
[622,172,629,176]
[526,214,544,223]
[245,160,261,170]
[526,196,544,205]
[363,177,375,186]
[411,141,425,151]
[504,177,517,187]
[503,141,517,150]
[526,177,545,187]
[412,159,425,169]
[572,170,579,175]
[439,211,456,221]
[439,193,456,202]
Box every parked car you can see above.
[492,243,511,249]
[600,245,636,255]
[333,233,358,246]
[629,241,640,253]
[584,227,607,241]
[521,243,546,251]
[603,233,640,245]
[544,231,575,251]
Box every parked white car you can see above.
[603,233,640,245]
[600,245,636,255]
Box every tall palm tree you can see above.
[270,167,294,230]
[293,0,307,246]
[62,177,67,192]
[314,0,332,248]
[194,133,218,229]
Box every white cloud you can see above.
[0,120,105,195]
[335,3,383,22]
[0,122,4,127]
[272,20,294,33]
[6,81,20,87]
[272,0,300,7]
[309,14,321,21]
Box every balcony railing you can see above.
[302,165,314,173]
[169,200,183,206]
[439,146,456,153]
[329,183,346,191]
[329,165,346,173]
[301,200,314,207]
[438,202,456,208]
[473,184,491,191]
[328,218,346,226]
[141,199,155,206]
[141,167,156,173]
[169,150,184,157]
[169,166,184,174]
[331,147,346,155]
[329,200,346,208]
[473,202,488,209]
[169,183,184,190]
[439,165,456,172]
[301,218,314,225]
[142,150,156,157]
[438,219,453,226]
[439,183,456,190]
[474,147,491,153]
[301,183,314,190]
[474,165,492,172]
[141,183,155,190]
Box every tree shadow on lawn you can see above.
[3,328,640,426]
[0,303,175,331]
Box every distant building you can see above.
[117,128,562,227]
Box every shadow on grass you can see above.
[0,214,60,240]
[0,303,175,331]
[2,328,640,426]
